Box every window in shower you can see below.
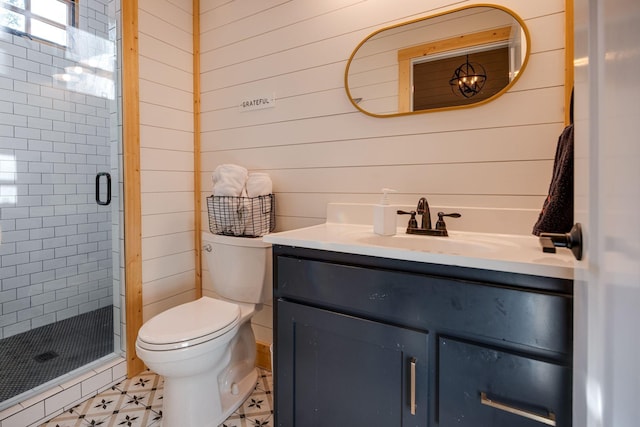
[0,0,122,408]
[1,0,77,46]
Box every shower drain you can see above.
[33,351,59,363]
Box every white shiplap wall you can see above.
[138,0,195,320]
[199,0,567,344]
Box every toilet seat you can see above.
[137,297,241,351]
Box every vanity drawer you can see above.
[438,337,571,427]
[276,255,572,354]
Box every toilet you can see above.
[135,232,272,427]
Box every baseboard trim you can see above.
[256,340,272,371]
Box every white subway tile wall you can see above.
[0,0,116,337]
[1,0,123,424]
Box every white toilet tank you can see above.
[202,232,272,304]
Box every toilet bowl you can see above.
[135,232,272,427]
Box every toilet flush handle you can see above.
[203,244,212,252]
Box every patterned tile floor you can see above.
[40,368,273,427]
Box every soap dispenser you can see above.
[373,188,397,236]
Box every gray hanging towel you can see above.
[532,124,574,236]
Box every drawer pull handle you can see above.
[410,357,417,415]
[480,392,556,426]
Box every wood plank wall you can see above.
[137,0,196,321]
[198,0,567,345]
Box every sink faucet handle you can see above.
[397,210,418,229]
[435,212,461,232]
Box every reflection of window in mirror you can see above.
[413,45,509,111]
[398,26,523,112]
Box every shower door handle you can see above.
[95,172,111,206]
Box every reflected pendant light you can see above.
[449,55,487,98]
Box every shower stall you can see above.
[0,0,123,408]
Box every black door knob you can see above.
[539,223,583,260]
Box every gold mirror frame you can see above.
[344,4,531,118]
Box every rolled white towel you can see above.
[212,164,248,196]
[246,172,272,197]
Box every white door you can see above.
[573,0,640,426]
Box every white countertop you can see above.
[263,223,575,280]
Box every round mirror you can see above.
[345,5,530,117]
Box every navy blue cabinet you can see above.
[277,300,428,426]
[439,338,571,426]
[273,246,573,427]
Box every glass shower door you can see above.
[0,0,121,407]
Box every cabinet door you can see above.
[439,337,571,427]
[276,300,428,427]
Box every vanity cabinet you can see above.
[273,245,573,427]
[277,300,429,426]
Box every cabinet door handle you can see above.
[410,357,417,415]
[480,392,556,426]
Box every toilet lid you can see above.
[137,297,240,351]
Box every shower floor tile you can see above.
[40,368,273,427]
[0,306,113,404]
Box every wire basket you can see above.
[207,194,275,237]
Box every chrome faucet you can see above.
[397,196,461,236]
